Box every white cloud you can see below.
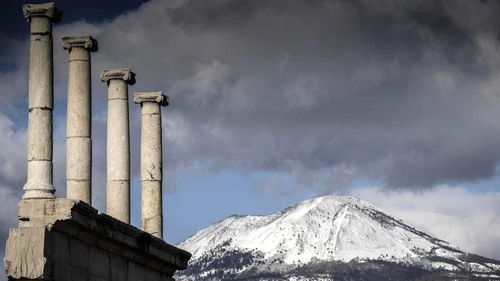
[0,113,26,186]
[352,185,500,260]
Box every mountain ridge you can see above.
[176,195,500,280]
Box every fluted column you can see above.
[22,3,62,200]
[134,92,168,238]
[63,36,98,204]
[100,68,135,223]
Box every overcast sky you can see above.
[1,1,500,278]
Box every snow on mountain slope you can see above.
[180,196,457,263]
[176,195,500,280]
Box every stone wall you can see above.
[4,199,190,281]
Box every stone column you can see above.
[22,3,62,200]
[100,68,135,223]
[63,36,98,204]
[134,92,168,238]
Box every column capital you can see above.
[62,36,98,52]
[23,2,63,23]
[134,92,169,106]
[100,68,136,85]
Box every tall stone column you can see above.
[134,92,168,238]
[100,68,135,223]
[22,3,62,200]
[63,36,98,204]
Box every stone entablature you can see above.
[23,2,62,23]
[62,36,98,52]
[4,199,190,281]
[100,68,136,85]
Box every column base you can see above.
[22,182,56,199]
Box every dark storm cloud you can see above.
[151,0,500,189]
[3,0,500,200]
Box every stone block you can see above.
[89,247,110,278]
[72,266,90,281]
[70,237,89,270]
[4,227,51,279]
[53,262,71,281]
[50,230,70,262]
[110,256,127,281]
[128,261,145,281]
[146,269,160,281]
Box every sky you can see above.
[2,0,500,277]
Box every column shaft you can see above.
[134,92,168,238]
[107,79,131,223]
[141,102,163,238]
[64,37,97,204]
[23,16,55,199]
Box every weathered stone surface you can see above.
[142,181,163,238]
[110,256,127,281]
[106,180,130,223]
[27,109,53,160]
[23,2,63,23]
[22,2,61,200]
[70,238,90,270]
[100,68,136,85]
[102,69,135,223]
[23,160,54,199]
[90,247,110,277]
[4,198,191,280]
[64,36,96,204]
[134,92,168,106]
[128,262,145,281]
[134,92,168,238]
[4,227,50,279]
[66,138,91,189]
[66,138,91,177]
[62,36,98,52]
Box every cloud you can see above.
[2,0,500,194]
[88,0,500,190]
[0,113,26,281]
[352,185,500,260]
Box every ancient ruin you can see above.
[134,92,169,239]
[63,35,97,204]
[101,68,136,224]
[3,2,191,280]
[22,2,61,200]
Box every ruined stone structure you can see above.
[134,92,169,239]
[22,2,61,200]
[63,36,97,205]
[4,2,191,280]
[101,68,135,224]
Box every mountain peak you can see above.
[177,195,500,280]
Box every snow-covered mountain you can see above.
[176,195,500,280]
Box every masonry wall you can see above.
[4,199,190,281]
[47,231,174,281]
